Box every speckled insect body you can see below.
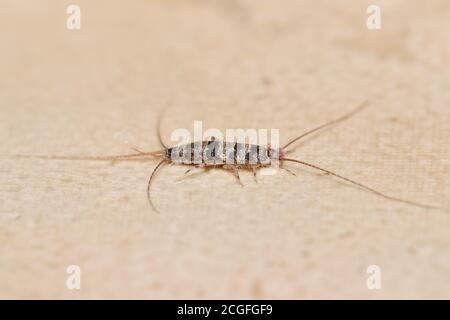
[166,140,278,168]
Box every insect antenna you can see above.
[147,159,168,212]
[283,100,370,151]
[157,108,168,149]
[282,158,438,210]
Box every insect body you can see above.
[166,140,275,166]
[10,101,438,212]
[160,140,279,188]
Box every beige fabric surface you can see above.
[1,0,449,299]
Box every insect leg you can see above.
[252,166,258,183]
[234,166,244,186]
[175,164,206,182]
[222,164,244,186]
